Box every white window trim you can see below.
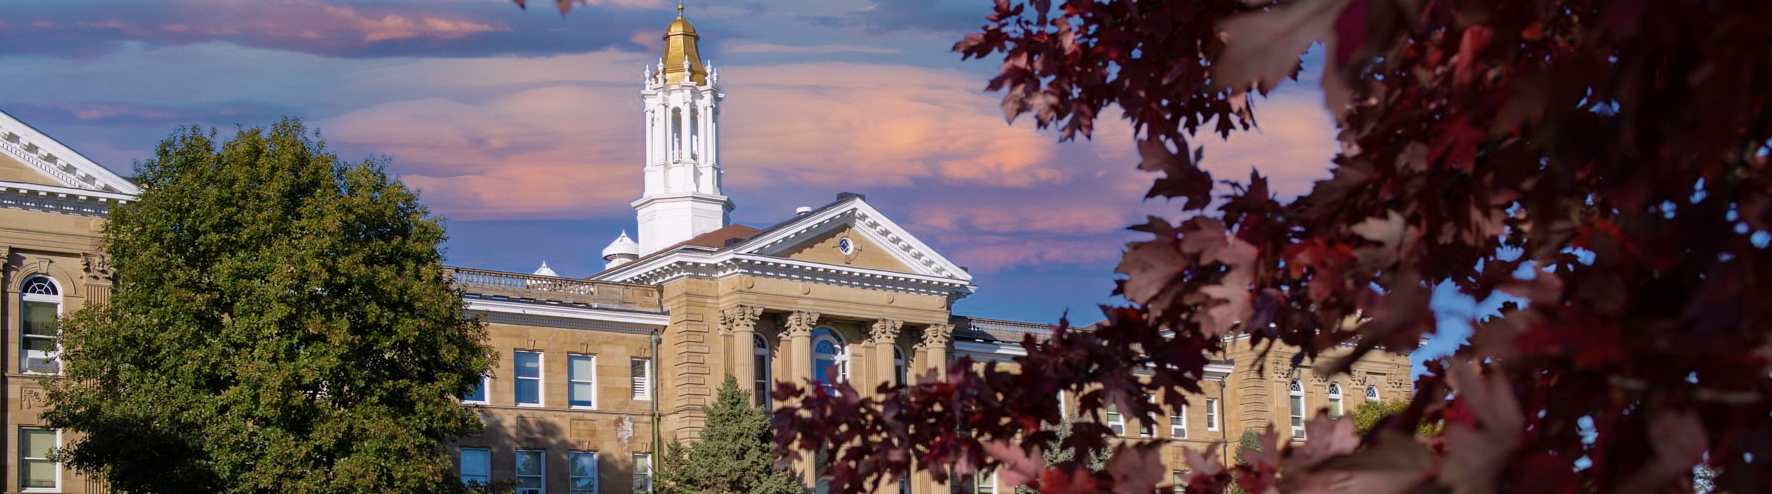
[19,427,60,493]
[1105,405,1126,436]
[893,346,907,384]
[1170,403,1187,439]
[754,334,771,408]
[633,453,654,493]
[1366,385,1380,401]
[632,358,653,402]
[811,329,849,386]
[1205,398,1220,432]
[1328,383,1344,416]
[570,451,599,494]
[1289,380,1306,439]
[18,276,62,376]
[459,447,491,487]
[569,354,597,410]
[516,449,547,494]
[515,351,544,407]
[462,374,491,405]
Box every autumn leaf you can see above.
[1106,445,1167,494]
[1215,0,1354,94]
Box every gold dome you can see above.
[660,4,707,85]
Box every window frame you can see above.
[1289,380,1306,439]
[1105,404,1126,436]
[974,469,998,494]
[458,447,491,487]
[515,350,544,407]
[631,358,653,402]
[1327,383,1343,417]
[1205,398,1220,432]
[18,275,62,375]
[1170,403,1187,439]
[515,449,546,494]
[462,374,491,405]
[811,328,848,389]
[633,453,653,493]
[18,427,59,493]
[568,354,597,409]
[753,334,771,408]
[893,346,907,384]
[1366,385,1379,401]
[569,451,599,494]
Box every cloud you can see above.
[795,0,983,35]
[724,43,902,54]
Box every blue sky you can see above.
[2,0,1478,368]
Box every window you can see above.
[632,358,652,401]
[515,351,543,406]
[753,334,770,407]
[1205,399,1220,431]
[19,427,57,492]
[1170,403,1187,439]
[1139,395,1155,438]
[570,451,599,494]
[1105,404,1125,436]
[1057,389,1068,419]
[459,448,490,487]
[1289,380,1305,439]
[633,453,653,493]
[516,449,545,494]
[974,470,997,494]
[1366,385,1379,401]
[894,346,907,384]
[569,355,596,409]
[1328,383,1344,417]
[1172,470,1189,494]
[19,276,60,374]
[900,476,911,494]
[812,329,848,389]
[462,374,490,404]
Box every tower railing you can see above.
[443,266,662,311]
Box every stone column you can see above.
[916,323,953,494]
[720,305,764,405]
[783,310,820,485]
[870,319,903,391]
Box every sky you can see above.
[0,0,1485,370]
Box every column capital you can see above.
[918,324,953,349]
[868,319,903,345]
[783,310,821,338]
[719,305,764,333]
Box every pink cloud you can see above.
[72,0,508,47]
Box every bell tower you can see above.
[633,4,730,256]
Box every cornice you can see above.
[608,249,973,297]
[0,111,140,194]
[0,180,133,217]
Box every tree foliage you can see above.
[655,376,801,494]
[772,0,1772,493]
[44,119,495,493]
[1014,417,1110,494]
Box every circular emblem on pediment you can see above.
[837,236,855,256]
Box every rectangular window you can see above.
[20,301,59,374]
[1205,399,1220,431]
[459,448,491,487]
[1172,470,1188,494]
[631,358,652,401]
[1139,396,1155,438]
[19,427,57,492]
[570,451,599,494]
[569,354,596,409]
[1289,395,1306,439]
[1105,405,1125,436]
[753,351,769,408]
[1170,404,1187,439]
[516,449,546,494]
[1330,393,1343,417]
[633,453,653,493]
[515,351,543,406]
[975,470,997,494]
[462,375,489,404]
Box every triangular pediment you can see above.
[0,109,140,194]
[734,196,972,282]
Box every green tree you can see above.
[654,376,800,494]
[1013,417,1110,494]
[1350,400,1440,436]
[43,119,495,493]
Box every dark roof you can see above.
[588,192,868,280]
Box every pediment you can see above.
[734,197,971,282]
[0,109,140,194]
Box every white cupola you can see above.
[532,261,559,277]
[602,231,641,269]
[632,5,732,256]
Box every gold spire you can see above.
[660,4,707,85]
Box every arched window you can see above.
[1327,383,1344,417]
[811,328,847,390]
[1366,385,1379,401]
[19,275,61,374]
[753,334,771,407]
[1288,380,1305,439]
[893,346,907,384]
[670,108,683,159]
[689,107,700,159]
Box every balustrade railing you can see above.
[444,266,659,310]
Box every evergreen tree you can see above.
[1013,416,1109,494]
[654,376,800,494]
[42,119,495,493]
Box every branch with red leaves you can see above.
[776,0,1772,492]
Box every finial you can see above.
[677,0,684,14]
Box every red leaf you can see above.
[1215,0,1353,93]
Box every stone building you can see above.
[0,7,1413,494]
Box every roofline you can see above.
[0,108,141,195]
